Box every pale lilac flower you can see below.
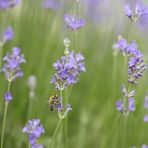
[0,0,20,10]
[128,56,146,84]
[144,94,148,108]
[3,26,14,42]
[125,3,147,21]
[144,114,148,122]
[116,99,123,111]
[116,98,136,114]
[115,37,146,84]
[142,144,148,148]
[22,119,44,148]
[128,98,136,111]
[64,14,85,30]
[63,104,72,118]
[115,38,138,56]
[43,0,60,10]
[0,47,26,82]
[4,92,12,102]
[51,50,85,90]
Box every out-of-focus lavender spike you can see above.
[43,0,60,10]
[64,14,85,31]
[0,0,20,10]
[0,47,26,82]
[22,119,44,148]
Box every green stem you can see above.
[0,81,11,148]
[133,0,136,19]
[121,116,128,148]
[123,56,128,84]
[48,119,62,148]
[1,102,8,148]
[0,45,3,69]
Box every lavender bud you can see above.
[4,92,12,102]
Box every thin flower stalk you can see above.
[0,47,25,148]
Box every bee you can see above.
[48,94,59,111]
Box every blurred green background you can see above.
[0,0,148,148]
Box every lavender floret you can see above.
[125,3,147,21]
[51,50,85,90]
[0,0,20,10]
[4,92,12,102]
[64,14,85,30]
[22,119,44,148]
[0,47,26,82]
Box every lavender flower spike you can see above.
[22,119,45,148]
[64,14,85,30]
[51,50,86,90]
[0,47,26,82]
[0,0,20,10]
[124,3,147,21]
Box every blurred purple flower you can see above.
[142,144,148,148]
[0,47,26,82]
[116,99,123,111]
[64,14,85,30]
[22,119,44,148]
[4,92,12,102]
[3,26,14,42]
[116,98,136,114]
[144,114,148,122]
[43,0,60,10]
[125,3,147,21]
[128,98,136,111]
[51,50,85,90]
[115,38,138,56]
[144,94,148,108]
[0,0,20,10]
[115,37,146,84]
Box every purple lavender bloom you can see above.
[22,119,44,147]
[144,94,148,108]
[128,98,136,111]
[124,3,147,21]
[144,114,148,122]
[63,104,72,118]
[142,144,148,148]
[3,26,14,42]
[51,50,85,90]
[128,56,146,84]
[43,0,60,10]
[0,47,26,82]
[4,92,12,102]
[115,38,138,56]
[116,98,136,114]
[116,99,123,111]
[0,0,20,10]
[64,14,85,30]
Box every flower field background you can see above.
[0,0,148,148]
